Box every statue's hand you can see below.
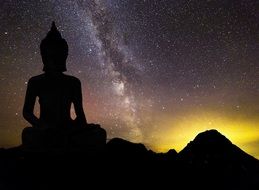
[34,121,52,129]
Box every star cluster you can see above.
[0,0,258,157]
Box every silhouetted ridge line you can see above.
[180,129,255,158]
[1,129,259,190]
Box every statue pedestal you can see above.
[21,124,106,152]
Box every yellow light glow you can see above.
[149,111,259,159]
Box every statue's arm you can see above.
[23,79,41,126]
[73,79,87,125]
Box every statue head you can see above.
[40,22,68,72]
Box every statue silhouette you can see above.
[23,22,87,128]
[22,22,106,150]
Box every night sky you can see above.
[0,0,258,157]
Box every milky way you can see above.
[0,0,258,157]
[78,0,144,140]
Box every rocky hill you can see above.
[0,129,258,190]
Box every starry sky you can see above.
[0,0,258,157]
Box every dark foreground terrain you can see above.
[0,129,259,190]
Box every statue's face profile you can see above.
[40,22,68,72]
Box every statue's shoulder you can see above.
[62,74,81,84]
[28,74,45,84]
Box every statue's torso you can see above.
[30,73,80,127]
